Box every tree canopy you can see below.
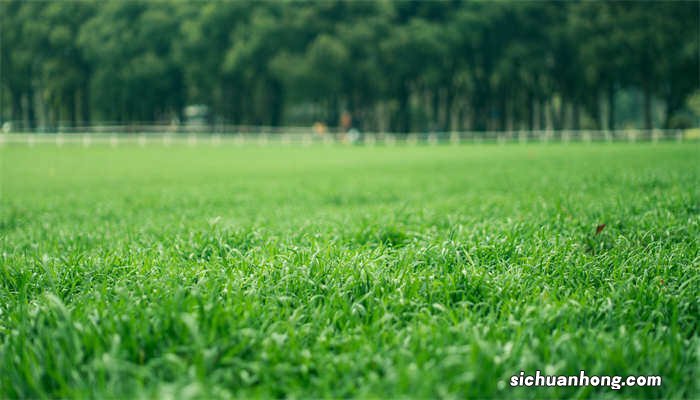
[1,0,698,132]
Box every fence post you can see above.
[302,133,312,146]
[364,133,376,146]
[428,133,438,146]
[583,130,592,144]
[497,132,505,145]
[519,130,527,144]
[450,131,460,145]
[258,133,269,146]
[406,133,417,146]
[187,134,197,146]
[281,133,291,145]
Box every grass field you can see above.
[1,142,698,398]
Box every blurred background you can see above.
[1,0,698,134]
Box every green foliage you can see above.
[77,2,184,122]
[1,143,698,398]
[0,1,698,130]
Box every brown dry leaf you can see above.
[595,224,606,235]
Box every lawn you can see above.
[1,142,698,398]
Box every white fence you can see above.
[0,129,696,148]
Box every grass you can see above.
[0,142,698,399]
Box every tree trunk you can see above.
[27,87,36,130]
[663,94,683,129]
[546,100,555,131]
[68,90,77,128]
[556,99,566,131]
[431,88,439,131]
[80,86,91,126]
[398,85,411,133]
[268,80,283,126]
[499,92,507,131]
[643,84,652,130]
[590,94,602,130]
[443,88,454,132]
[663,98,673,129]
[455,98,466,131]
[572,101,580,130]
[538,98,546,131]
[527,92,535,131]
[607,83,615,131]
[11,91,22,123]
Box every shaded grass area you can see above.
[1,143,698,398]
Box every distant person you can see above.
[340,111,352,133]
[313,121,327,136]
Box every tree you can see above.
[1,1,697,131]
[78,2,184,123]
[39,2,95,127]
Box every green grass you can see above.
[1,142,698,399]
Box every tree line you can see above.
[1,1,698,133]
